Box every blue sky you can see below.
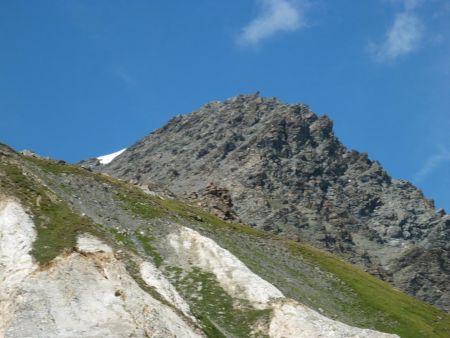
[1,0,449,210]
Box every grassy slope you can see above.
[0,161,103,263]
[1,150,449,338]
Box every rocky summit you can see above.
[90,93,450,312]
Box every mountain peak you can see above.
[95,96,449,312]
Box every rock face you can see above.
[196,182,240,222]
[0,199,37,336]
[99,93,450,312]
[5,248,204,338]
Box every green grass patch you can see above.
[286,241,450,338]
[135,231,163,267]
[116,192,163,219]
[109,228,136,250]
[169,267,271,338]
[24,156,87,175]
[31,202,97,263]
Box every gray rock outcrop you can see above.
[98,93,450,312]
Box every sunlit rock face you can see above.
[0,213,204,338]
[0,199,37,337]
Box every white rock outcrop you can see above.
[0,199,37,337]
[269,300,396,338]
[5,250,204,338]
[140,261,194,320]
[76,234,113,254]
[1,213,204,338]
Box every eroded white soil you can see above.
[140,261,194,320]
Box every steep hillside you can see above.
[1,144,450,337]
[91,93,449,312]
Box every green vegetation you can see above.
[24,156,86,175]
[135,231,163,267]
[169,267,271,338]
[287,242,450,338]
[116,192,163,219]
[109,228,136,250]
[31,203,96,263]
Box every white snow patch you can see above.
[269,300,398,338]
[0,199,37,336]
[97,148,126,165]
[77,234,113,254]
[140,261,194,320]
[167,226,284,309]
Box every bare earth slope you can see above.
[95,93,449,312]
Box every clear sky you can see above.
[1,0,449,210]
